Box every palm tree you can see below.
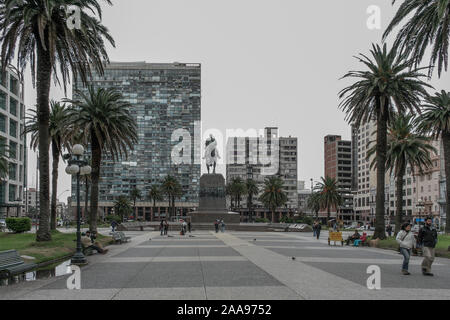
[65,87,138,232]
[226,182,234,209]
[368,114,436,234]
[416,90,450,234]
[0,0,115,242]
[339,43,431,239]
[314,177,343,223]
[25,101,71,230]
[0,141,8,181]
[161,175,182,219]
[384,0,450,78]
[246,179,259,222]
[148,185,163,221]
[307,191,321,219]
[114,196,132,223]
[259,176,288,223]
[130,188,141,220]
[230,178,247,211]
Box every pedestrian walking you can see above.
[188,220,192,233]
[418,217,438,276]
[312,222,317,238]
[396,223,415,275]
[182,220,187,235]
[220,219,226,233]
[214,220,219,233]
[160,220,164,236]
[387,225,393,237]
[316,222,321,240]
[111,220,117,232]
[164,220,169,236]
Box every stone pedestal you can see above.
[191,174,240,224]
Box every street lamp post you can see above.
[65,144,92,265]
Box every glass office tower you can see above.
[72,62,201,221]
[0,65,27,218]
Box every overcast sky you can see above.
[23,0,450,202]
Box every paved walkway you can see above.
[1,231,450,300]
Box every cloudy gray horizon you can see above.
[22,0,450,203]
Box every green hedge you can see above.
[6,217,32,233]
[105,215,122,224]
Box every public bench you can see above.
[110,231,131,244]
[328,232,344,246]
[0,250,37,279]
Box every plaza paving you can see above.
[1,230,450,300]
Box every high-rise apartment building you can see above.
[323,135,353,221]
[71,62,201,220]
[226,127,298,221]
[0,65,27,218]
[351,121,389,224]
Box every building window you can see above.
[9,98,18,117]
[9,163,17,180]
[9,119,17,137]
[0,114,6,132]
[9,141,17,159]
[10,76,19,96]
[0,182,5,203]
[8,184,16,202]
[0,91,6,110]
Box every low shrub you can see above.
[105,215,122,224]
[255,218,270,223]
[6,217,32,233]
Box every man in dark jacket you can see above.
[316,222,322,240]
[418,217,438,276]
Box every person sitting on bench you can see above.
[346,230,361,246]
[82,231,108,254]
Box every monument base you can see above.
[190,211,241,224]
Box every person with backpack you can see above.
[418,217,438,276]
[396,223,416,275]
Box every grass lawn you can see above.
[377,234,450,259]
[0,230,113,264]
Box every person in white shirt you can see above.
[396,223,416,275]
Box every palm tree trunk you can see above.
[442,132,450,234]
[395,166,405,235]
[327,206,330,222]
[152,199,156,222]
[35,39,52,242]
[271,209,275,223]
[374,107,388,239]
[171,196,174,219]
[50,141,59,231]
[89,133,101,233]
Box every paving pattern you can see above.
[1,230,450,300]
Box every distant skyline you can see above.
[21,0,450,202]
